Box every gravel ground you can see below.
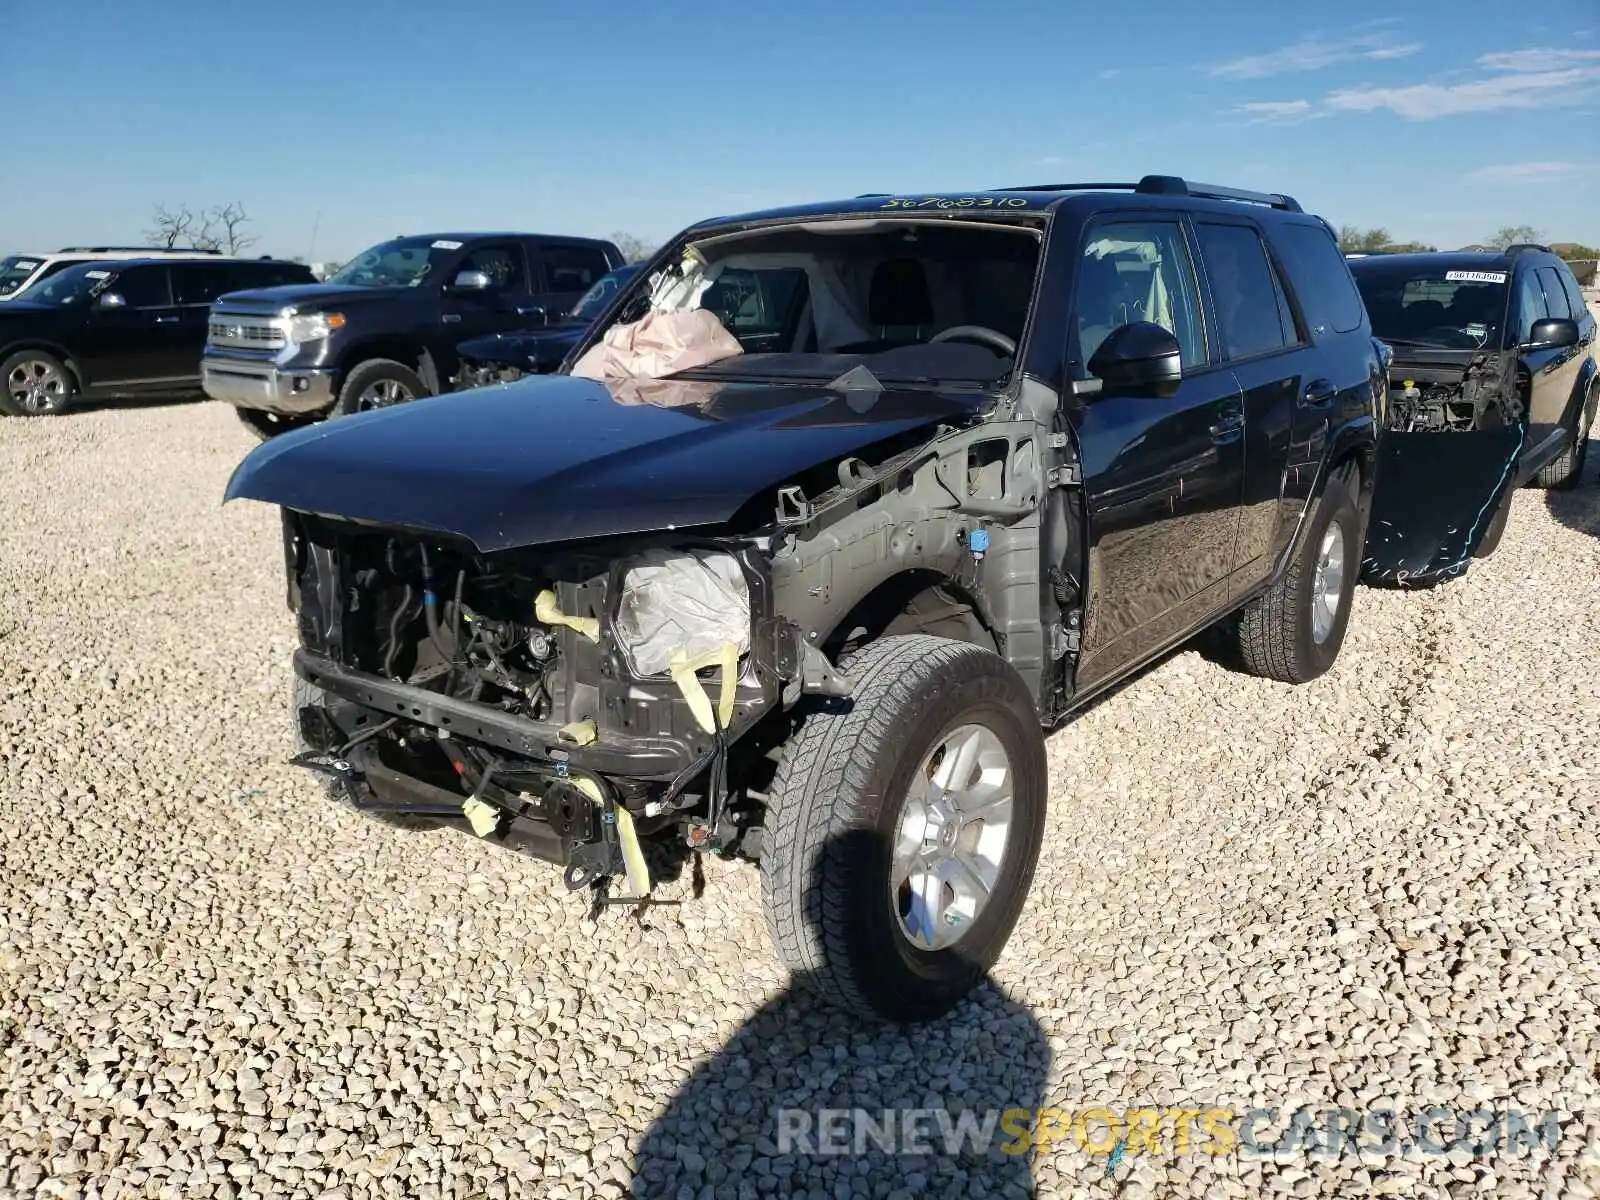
[2,360,1598,1199]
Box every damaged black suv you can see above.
[1351,247,1597,582]
[227,176,1388,1023]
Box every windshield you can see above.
[1351,262,1509,350]
[0,256,46,298]
[597,219,1042,386]
[326,236,459,288]
[13,263,111,306]
[569,265,639,322]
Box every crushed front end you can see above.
[282,511,840,902]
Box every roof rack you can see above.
[57,245,223,254]
[1505,242,1551,255]
[995,174,1302,212]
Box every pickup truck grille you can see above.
[208,318,285,351]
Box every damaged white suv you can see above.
[227,177,1390,1022]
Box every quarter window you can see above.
[1074,220,1205,369]
[1195,223,1291,359]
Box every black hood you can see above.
[224,374,985,552]
[215,282,401,310]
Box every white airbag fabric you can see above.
[570,309,743,380]
[615,550,750,679]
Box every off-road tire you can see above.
[332,359,430,419]
[1219,462,1361,684]
[1535,400,1592,490]
[291,675,435,830]
[760,635,1047,1024]
[0,350,76,417]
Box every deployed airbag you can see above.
[570,309,743,381]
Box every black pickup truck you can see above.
[226,176,1399,1023]
[201,232,624,439]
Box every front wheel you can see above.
[1219,462,1361,684]
[332,358,430,418]
[1535,400,1592,490]
[0,350,76,417]
[760,635,1047,1024]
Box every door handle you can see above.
[1302,379,1336,408]
[1209,410,1244,443]
[154,314,179,324]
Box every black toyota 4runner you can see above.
[201,232,624,440]
[0,256,313,417]
[226,177,1390,1022]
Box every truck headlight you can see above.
[285,311,346,343]
[614,549,751,681]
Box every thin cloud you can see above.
[1326,63,1600,119]
[1466,161,1594,184]
[1477,47,1600,72]
[1237,99,1315,124]
[1208,34,1421,79]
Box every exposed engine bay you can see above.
[1385,350,1521,433]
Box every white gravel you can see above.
[1,370,1598,1198]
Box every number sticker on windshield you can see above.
[1445,270,1506,284]
[431,240,463,250]
[15,261,39,271]
[85,270,111,279]
[878,196,1031,210]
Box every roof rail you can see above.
[855,193,892,198]
[1506,242,1551,255]
[58,245,223,254]
[993,175,1303,212]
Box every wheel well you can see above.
[1,343,82,389]
[820,570,999,660]
[336,342,427,390]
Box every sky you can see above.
[4,0,1597,261]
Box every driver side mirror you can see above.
[1086,321,1183,399]
[95,292,126,310]
[1522,316,1579,351]
[448,269,492,293]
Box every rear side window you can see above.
[1195,222,1291,359]
[541,244,612,292]
[111,267,171,308]
[1536,266,1571,320]
[171,264,236,306]
[1274,223,1366,335]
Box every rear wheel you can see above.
[333,359,430,418]
[0,350,76,417]
[1217,462,1361,684]
[760,635,1047,1024]
[1535,400,1592,490]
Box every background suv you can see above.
[0,246,234,303]
[0,256,314,416]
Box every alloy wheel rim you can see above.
[6,359,68,414]
[356,379,415,411]
[890,722,1015,952]
[1311,521,1346,645]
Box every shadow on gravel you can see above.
[631,829,1051,1198]
[68,392,207,417]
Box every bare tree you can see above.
[145,203,198,249]
[610,231,659,263]
[202,202,258,254]
[1488,224,1544,249]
